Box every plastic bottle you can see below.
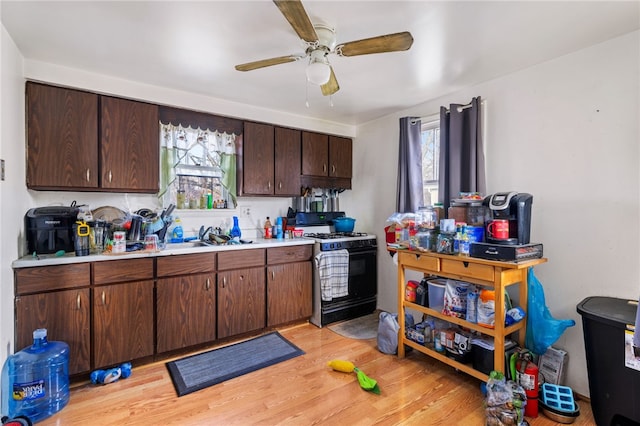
[275,217,283,240]
[170,217,184,243]
[264,217,273,239]
[230,216,242,239]
[1,329,70,422]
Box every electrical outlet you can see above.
[241,207,251,217]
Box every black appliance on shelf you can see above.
[25,206,79,254]
[485,192,533,245]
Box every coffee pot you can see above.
[484,192,533,245]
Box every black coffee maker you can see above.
[485,192,533,245]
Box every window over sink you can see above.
[159,124,238,209]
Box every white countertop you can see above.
[12,237,315,269]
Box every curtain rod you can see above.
[411,99,486,124]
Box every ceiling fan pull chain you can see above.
[330,95,334,108]
[305,81,310,108]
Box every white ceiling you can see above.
[2,1,639,126]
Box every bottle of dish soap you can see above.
[230,216,242,239]
[1,329,70,422]
[169,217,184,243]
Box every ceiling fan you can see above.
[235,0,414,96]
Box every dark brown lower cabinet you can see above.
[15,289,91,375]
[14,263,91,375]
[267,262,312,326]
[217,267,266,339]
[156,272,216,353]
[92,280,154,368]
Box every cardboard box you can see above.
[538,346,568,385]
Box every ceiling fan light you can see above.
[306,59,331,85]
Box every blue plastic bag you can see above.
[525,268,575,355]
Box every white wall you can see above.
[0,25,28,367]
[350,30,640,397]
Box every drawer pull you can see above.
[108,170,112,183]
[222,276,227,288]
[463,261,469,268]
[272,271,275,280]
[86,169,90,182]
[101,291,106,305]
[206,278,211,291]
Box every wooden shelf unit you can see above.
[396,250,547,382]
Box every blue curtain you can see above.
[396,117,424,213]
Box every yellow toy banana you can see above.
[327,359,380,394]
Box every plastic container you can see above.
[1,329,70,422]
[427,279,446,312]
[577,296,640,426]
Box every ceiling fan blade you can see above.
[273,0,318,43]
[235,55,301,72]
[336,31,414,57]
[320,67,339,96]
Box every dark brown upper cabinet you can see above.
[242,122,301,196]
[301,131,352,189]
[100,96,159,192]
[26,82,99,189]
[26,82,159,193]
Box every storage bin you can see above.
[471,338,517,377]
[427,279,446,312]
[577,296,640,426]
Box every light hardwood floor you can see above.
[39,323,594,425]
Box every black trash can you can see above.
[577,297,640,426]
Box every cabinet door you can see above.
[217,267,265,339]
[93,280,154,368]
[100,96,159,192]
[329,136,352,179]
[156,273,216,353]
[274,127,301,195]
[15,289,91,375]
[301,131,329,176]
[267,261,312,326]
[26,82,98,189]
[243,121,275,195]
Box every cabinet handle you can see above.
[323,164,327,173]
[278,181,282,190]
[86,169,91,182]
[76,293,81,310]
[240,275,244,281]
[108,170,112,183]
[268,181,271,190]
[206,278,211,291]
[222,276,227,287]
[101,291,106,305]
[331,165,336,174]
[272,271,275,280]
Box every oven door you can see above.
[346,247,377,299]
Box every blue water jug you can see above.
[1,328,70,422]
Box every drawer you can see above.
[93,258,154,285]
[157,252,216,277]
[218,249,265,270]
[399,252,439,272]
[15,263,90,294]
[267,245,312,264]
[441,259,494,282]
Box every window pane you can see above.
[421,122,440,206]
